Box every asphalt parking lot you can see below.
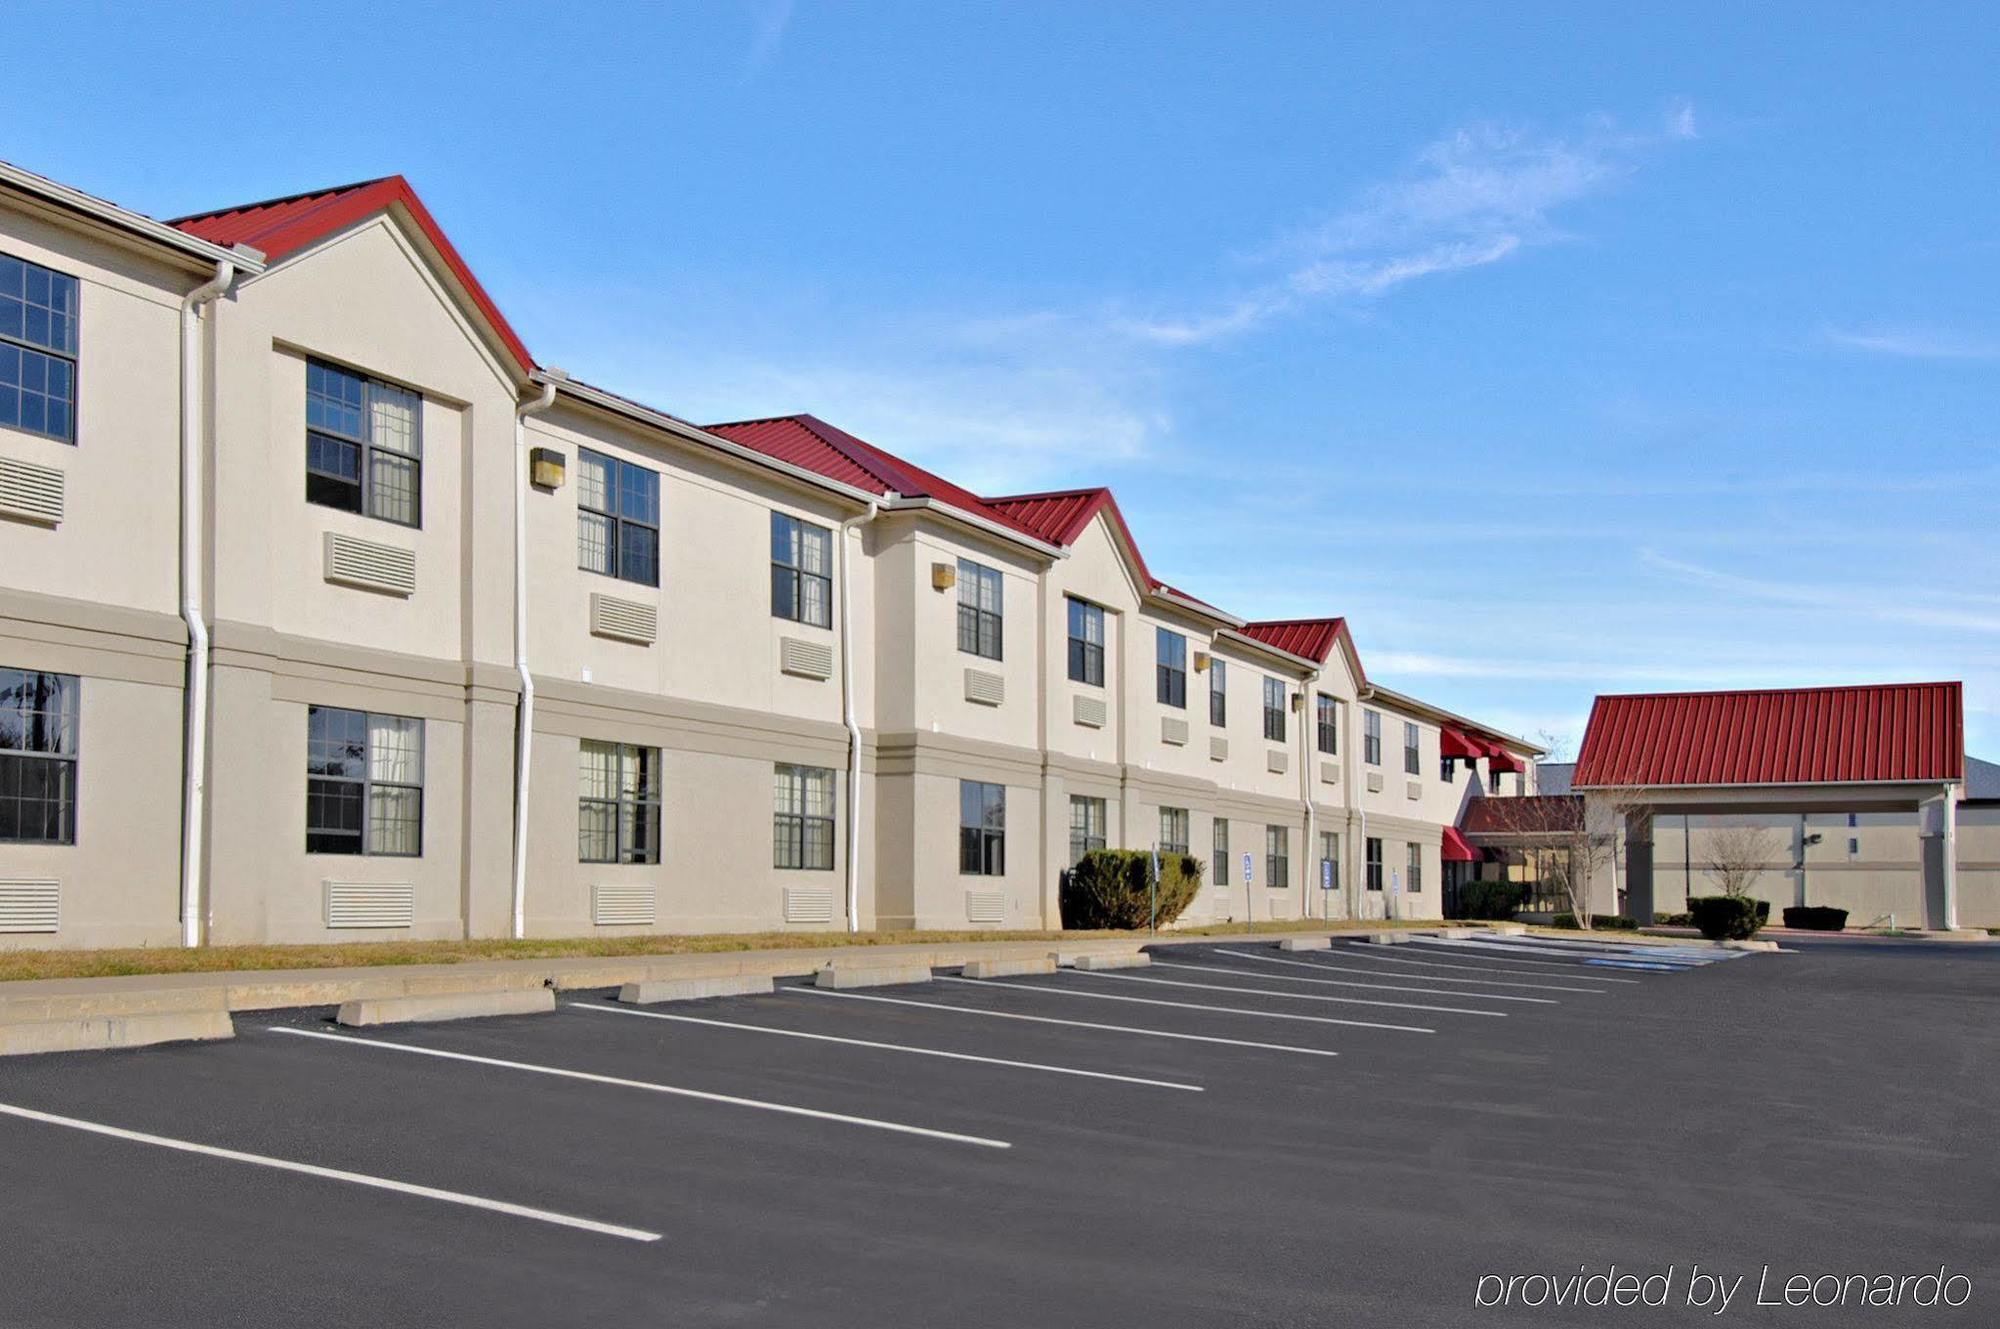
[1,933,1994,1327]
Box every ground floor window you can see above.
[306,706,423,856]
[1406,841,1423,892]
[1365,836,1383,890]
[1265,825,1289,889]
[1159,805,1189,856]
[576,740,661,864]
[773,763,835,870]
[0,666,77,844]
[1212,818,1230,887]
[1068,795,1106,868]
[960,780,1006,876]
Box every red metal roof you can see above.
[1237,619,1347,665]
[1440,826,1480,862]
[171,176,533,377]
[1572,682,1964,788]
[983,489,1112,546]
[1460,795,1584,837]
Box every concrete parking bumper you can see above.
[617,975,776,1004]
[336,988,555,1027]
[813,963,935,990]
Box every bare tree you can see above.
[1471,789,1644,930]
[1702,822,1781,899]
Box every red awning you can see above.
[1439,727,1483,760]
[1488,747,1524,774]
[1441,826,1481,862]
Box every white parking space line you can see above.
[571,1001,1202,1092]
[1218,949,1607,995]
[268,1026,1010,1151]
[1176,955,1558,1003]
[1473,934,1715,962]
[1453,939,1706,968]
[790,986,1341,1056]
[0,1100,662,1243]
[939,976,1435,1034]
[1400,939,1639,970]
[1065,969,1509,1017]
[1332,944,1643,983]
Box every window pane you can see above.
[368,784,422,855]
[368,449,419,524]
[618,523,659,586]
[799,524,830,576]
[801,573,830,627]
[306,361,366,439]
[368,383,420,457]
[307,706,366,779]
[305,776,364,853]
[577,449,612,513]
[802,767,834,818]
[578,800,617,862]
[367,715,423,785]
[579,740,616,800]
[578,510,614,575]
[771,565,797,619]
[618,460,659,526]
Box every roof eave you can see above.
[1149,587,1246,630]
[878,495,1067,560]
[1213,627,1320,675]
[0,160,268,274]
[1365,682,1546,756]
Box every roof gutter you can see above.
[0,161,267,274]
[178,257,237,948]
[1148,587,1245,630]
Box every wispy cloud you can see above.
[742,0,793,76]
[1822,325,2000,361]
[1639,549,2000,633]
[1110,105,1697,346]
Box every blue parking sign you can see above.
[1321,859,1333,890]
[1241,851,1253,885]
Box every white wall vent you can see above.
[324,880,415,929]
[1161,716,1189,745]
[1321,761,1341,784]
[783,885,836,924]
[965,890,1005,924]
[0,457,64,526]
[323,532,416,597]
[589,593,657,645]
[592,883,657,926]
[0,878,59,933]
[964,668,1005,706]
[1366,770,1385,793]
[1266,749,1288,774]
[780,636,834,680]
[1209,736,1228,762]
[1406,780,1423,801]
[1073,694,1107,728]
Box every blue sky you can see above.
[9,2,1997,755]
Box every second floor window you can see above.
[1364,709,1382,765]
[1316,695,1339,754]
[1404,721,1422,775]
[956,559,1003,660]
[959,780,1006,876]
[1263,677,1286,742]
[1156,628,1186,708]
[1209,659,1227,726]
[0,253,78,442]
[578,740,661,864]
[773,764,836,870]
[0,666,77,844]
[577,448,660,586]
[306,705,423,856]
[306,359,421,526]
[1068,795,1106,868]
[1067,597,1104,686]
[1159,806,1189,855]
[771,512,833,627]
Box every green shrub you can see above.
[1687,895,1762,940]
[1654,911,1693,927]
[1457,880,1526,920]
[1060,850,1203,930]
[1551,912,1638,930]
[1781,905,1848,931]
[1753,899,1771,926]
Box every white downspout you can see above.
[839,496,887,931]
[1353,687,1371,921]
[510,381,557,940]
[178,258,234,949]
[1942,780,1960,931]
[1299,671,1318,919]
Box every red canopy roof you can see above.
[1440,826,1480,862]
[1439,727,1483,760]
[1573,682,1963,788]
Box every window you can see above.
[1364,710,1382,765]
[578,740,662,864]
[771,513,833,627]
[305,360,422,525]
[1159,806,1189,855]
[1316,695,1339,755]
[1265,825,1289,889]
[305,706,423,856]
[1407,842,1423,892]
[1847,837,1859,857]
[1066,597,1104,686]
[1490,767,1503,795]
[773,763,836,870]
[0,254,78,442]
[956,559,1003,659]
[1069,795,1106,868]
[1155,628,1187,708]
[1209,658,1227,727]
[1213,818,1230,888]
[1320,831,1341,892]
[959,780,1005,876]
[0,667,77,844]
[577,448,660,587]
[1365,836,1384,890]
[1404,722,1422,775]
[1441,756,1456,783]
[1263,677,1286,742]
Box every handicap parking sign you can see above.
[1321,859,1333,890]
[1241,851,1253,885]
